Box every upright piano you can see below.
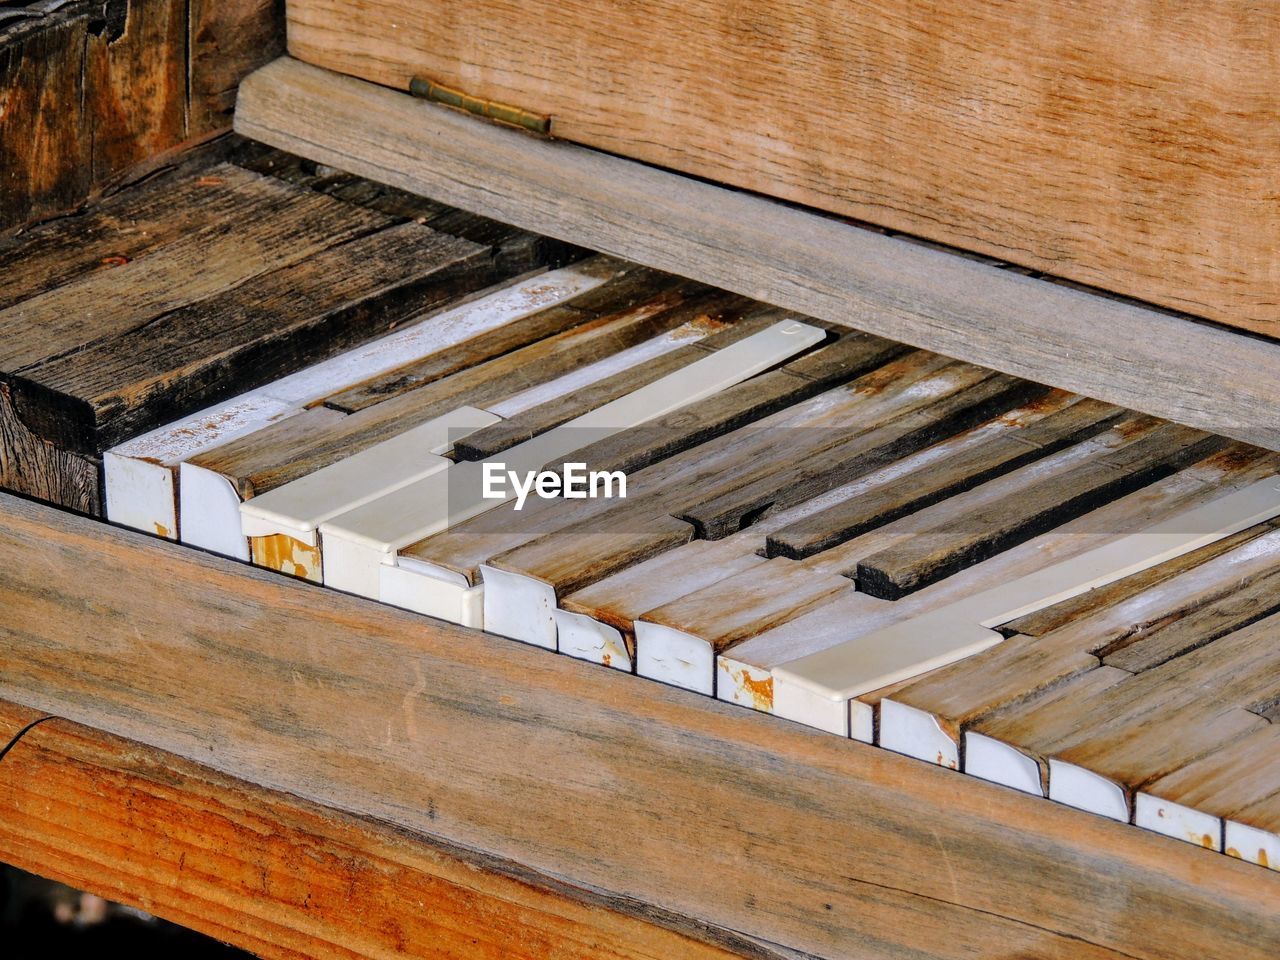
[1,2,1277,957]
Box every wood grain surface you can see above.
[0,137,567,513]
[0,491,1276,958]
[286,0,1280,334]
[0,0,284,232]
[235,58,1280,453]
[0,700,759,960]
[0,383,101,516]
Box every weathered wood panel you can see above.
[83,0,189,182]
[189,0,286,134]
[0,701,753,960]
[0,492,1275,959]
[0,0,284,233]
[234,59,1280,453]
[0,6,94,230]
[0,383,101,516]
[287,0,1280,334]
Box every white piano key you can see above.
[772,476,1280,719]
[770,679,851,738]
[963,732,1045,796]
[716,657,776,712]
[344,319,825,609]
[321,533,391,598]
[318,463,484,598]
[1135,793,1222,851]
[380,559,484,628]
[554,609,632,671]
[879,700,959,770]
[179,464,254,561]
[633,621,715,695]
[105,263,611,538]
[479,564,558,649]
[1225,820,1280,870]
[715,590,891,720]
[568,319,825,431]
[238,406,499,546]
[1048,759,1130,822]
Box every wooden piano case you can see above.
[2,2,1279,958]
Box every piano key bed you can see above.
[4,140,1270,877]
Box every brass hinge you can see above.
[409,77,552,136]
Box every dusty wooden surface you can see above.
[235,58,1280,453]
[0,0,284,232]
[0,139,564,514]
[0,491,1275,959]
[0,700,756,960]
[287,0,1279,334]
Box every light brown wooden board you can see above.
[234,59,1280,453]
[287,2,1279,334]
[0,701,759,960]
[0,492,1276,958]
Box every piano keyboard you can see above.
[105,227,1280,874]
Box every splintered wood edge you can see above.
[235,57,1280,452]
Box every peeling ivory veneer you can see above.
[634,621,717,695]
[879,700,960,769]
[333,320,826,617]
[554,608,633,671]
[104,263,611,540]
[771,476,1280,725]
